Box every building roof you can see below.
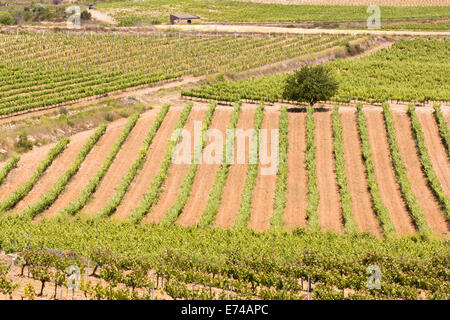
[170,14,200,20]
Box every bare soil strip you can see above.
[0,145,53,202]
[283,111,308,231]
[314,111,343,234]
[176,107,232,226]
[214,107,257,228]
[113,108,183,220]
[38,119,128,219]
[392,111,449,237]
[340,109,382,237]
[416,110,450,196]
[82,109,159,215]
[12,131,93,213]
[248,110,280,231]
[144,107,208,224]
[364,109,416,236]
[89,9,119,25]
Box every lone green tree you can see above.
[283,65,338,106]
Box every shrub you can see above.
[59,106,68,115]
[0,11,15,25]
[80,9,91,20]
[15,133,34,153]
[283,65,338,106]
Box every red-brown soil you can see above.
[416,110,450,196]
[112,107,184,220]
[39,118,128,219]
[144,107,208,224]
[0,144,53,202]
[392,111,448,237]
[176,107,232,226]
[314,111,343,234]
[340,109,382,237]
[248,110,280,231]
[214,107,257,228]
[364,109,416,235]
[12,131,93,213]
[82,109,160,216]
[283,111,308,231]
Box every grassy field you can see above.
[183,39,450,103]
[95,0,450,26]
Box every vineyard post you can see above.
[307,276,311,300]
[161,259,164,288]
[152,273,155,299]
[60,288,63,300]
[10,255,16,281]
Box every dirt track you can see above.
[113,108,183,220]
[392,111,448,237]
[340,109,382,237]
[314,111,343,233]
[214,107,257,228]
[89,9,119,25]
[283,111,308,230]
[156,24,450,36]
[144,107,208,224]
[364,109,416,235]
[248,110,280,231]
[176,107,232,226]
[82,109,159,216]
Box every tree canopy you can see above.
[283,65,339,106]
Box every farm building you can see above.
[170,14,200,24]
